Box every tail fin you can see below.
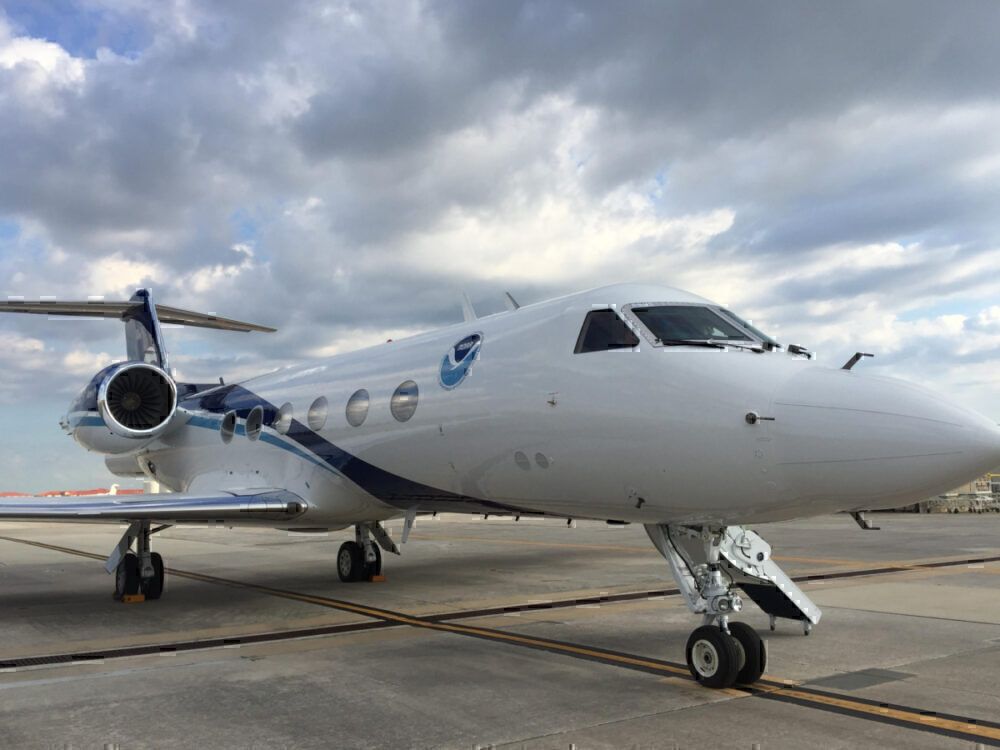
[0,288,274,370]
[124,289,168,367]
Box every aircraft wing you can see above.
[0,489,306,523]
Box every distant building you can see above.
[946,473,994,496]
[910,468,1000,513]
[0,482,155,498]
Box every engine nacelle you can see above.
[66,362,178,454]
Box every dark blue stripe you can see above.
[183,384,526,513]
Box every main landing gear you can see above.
[106,521,167,600]
[645,524,821,689]
[337,522,400,582]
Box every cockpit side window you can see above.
[631,306,751,342]
[719,309,779,348]
[574,309,640,353]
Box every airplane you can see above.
[0,282,998,690]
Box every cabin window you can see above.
[390,381,419,422]
[346,389,370,427]
[220,410,236,444]
[574,309,639,353]
[308,396,328,431]
[274,402,293,434]
[246,406,264,441]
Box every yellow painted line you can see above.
[111,565,697,677]
[173,566,689,675]
[778,688,1000,741]
[5,535,1000,744]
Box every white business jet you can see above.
[1,283,997,689]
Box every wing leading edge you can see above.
[0,489,306,523]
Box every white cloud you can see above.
[62,348,114,376]
[0,35,85,86]
[84,253,165,297]
[0,23,85,116]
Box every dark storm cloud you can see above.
[435,1,1000,129]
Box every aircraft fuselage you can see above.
[71,283,1000,529]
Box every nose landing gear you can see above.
[646,523,814,689]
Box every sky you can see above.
[0,0,999,492]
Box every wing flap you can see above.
[0,489,306,523]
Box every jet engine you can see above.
[98,362,177,438]
[66,362,179,453]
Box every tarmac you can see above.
[1,513,999,749]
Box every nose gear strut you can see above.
[645,523,821,688]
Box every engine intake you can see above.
[98,362,177,438]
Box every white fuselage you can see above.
[73,283,1000,529]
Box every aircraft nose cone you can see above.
[772,368,1000,511]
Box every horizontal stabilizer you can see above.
[0,488,305,523]
[0,299,275,333]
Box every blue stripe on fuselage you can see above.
[181,384,521,513]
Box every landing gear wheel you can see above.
[685,625,740,689]
[337,541,366,582]
[114,552,140,599]
[727,621,766,684]
[141,552,165,600]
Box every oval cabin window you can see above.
[246,405,264,441]
[274,402,293,434]
[390,381,419,422]
[345,389,370,427]
[308,396,328,431]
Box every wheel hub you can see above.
[338,550,352,577]
[692,640,719,677]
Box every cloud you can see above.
[1,0,1000,490]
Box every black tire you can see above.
[142,552,165,600]
[115,553,141,598]
[728,621,766,685]
[685,625,740,689]
[337,541,365,582]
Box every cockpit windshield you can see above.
[631,306,752,343]
[719,309,779,348]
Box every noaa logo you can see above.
[440,333,482,389]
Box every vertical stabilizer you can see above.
[123,290,169,370]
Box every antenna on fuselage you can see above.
[461,292,478,322]
[503,291,520,311]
